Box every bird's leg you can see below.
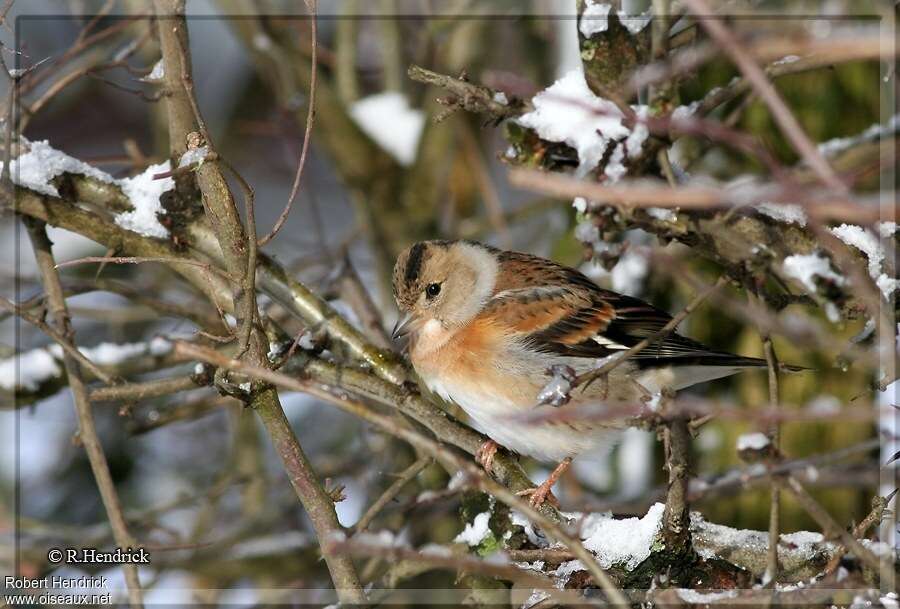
[475,439,499,475]
[517,457,573,508]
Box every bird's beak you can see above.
[391,312,414,341]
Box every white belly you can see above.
[424,374,621,463]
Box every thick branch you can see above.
[153,3,366,601]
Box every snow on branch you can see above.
[1,338,172,396]
[3,139,174,238]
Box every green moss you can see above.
[476,531,501,557]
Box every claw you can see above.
[475,440,499,475]
[517,485,561,508]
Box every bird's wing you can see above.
[483,253,766,368]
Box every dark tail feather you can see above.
[635,352,810,372]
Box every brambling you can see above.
[391,239,773,506]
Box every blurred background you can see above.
[0,0,893,602]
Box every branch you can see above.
[23,218,144,609]
[777,475,887,575]
[683,0,847,194]
[660,394,693,559]
[575,276,727,388]
[407,64,526,123]
[282,354,560,521]
[88,374,202,403]
[250,385,367,602]
[750,290,783,586]
[351,456,432,534]
[153,2,365,601]
[173,341,630,605]
[0,296,115,385]
[257,0,317,246]
[506,167,886,223]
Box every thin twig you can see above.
[89,375,201,403]
[352,456,431,533]
[777,475,885,574]
[822,492,892,576]
[55,255,236,283]
[0,296,115,385]
[575,276,727,388]
[257,0,317,247]
[751,291,782,586]
[334,253,392,349]
[407,64,526,123]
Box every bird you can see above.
[391,239,790,507]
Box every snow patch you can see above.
[677,589,739,603]
[736,432,770,451]
[829,223,897,298]
[354,529,406,548]
[454,511,491,546]
[1,139,175,239]
[756,202,807,227]
[149,337,173,356]
[782,253,845,293]
[671,101,701,122]
[647,207,677,222]
[878,221,897,238]
[141,59,165,82]
[511,510,548,548]
[522,590,551,608]
[772,54,801,66]
[2,139,114,196]
[419,542,453,557]
[349,92,425,166]
[579,2,611,37]
[552,560,586,587]
[516,68,642,177]
[178,146,210,169]
[570,502,665,570]
[817,114,899,158]
[0,348,63,391]
[115,162,174,238]
[1,340,172,392]
[617,9,651,35]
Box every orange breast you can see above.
[411,316,537,408]
[413,316,500,375]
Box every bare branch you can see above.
[683,0,847,194]
[23,218,144,608]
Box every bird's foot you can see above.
[516,483,561,508]
[517,457,572,509]
[475,440,499,475]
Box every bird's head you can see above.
[391,240,498,340]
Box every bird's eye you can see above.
[426,283,442,298]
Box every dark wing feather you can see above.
[488,250,766,368]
